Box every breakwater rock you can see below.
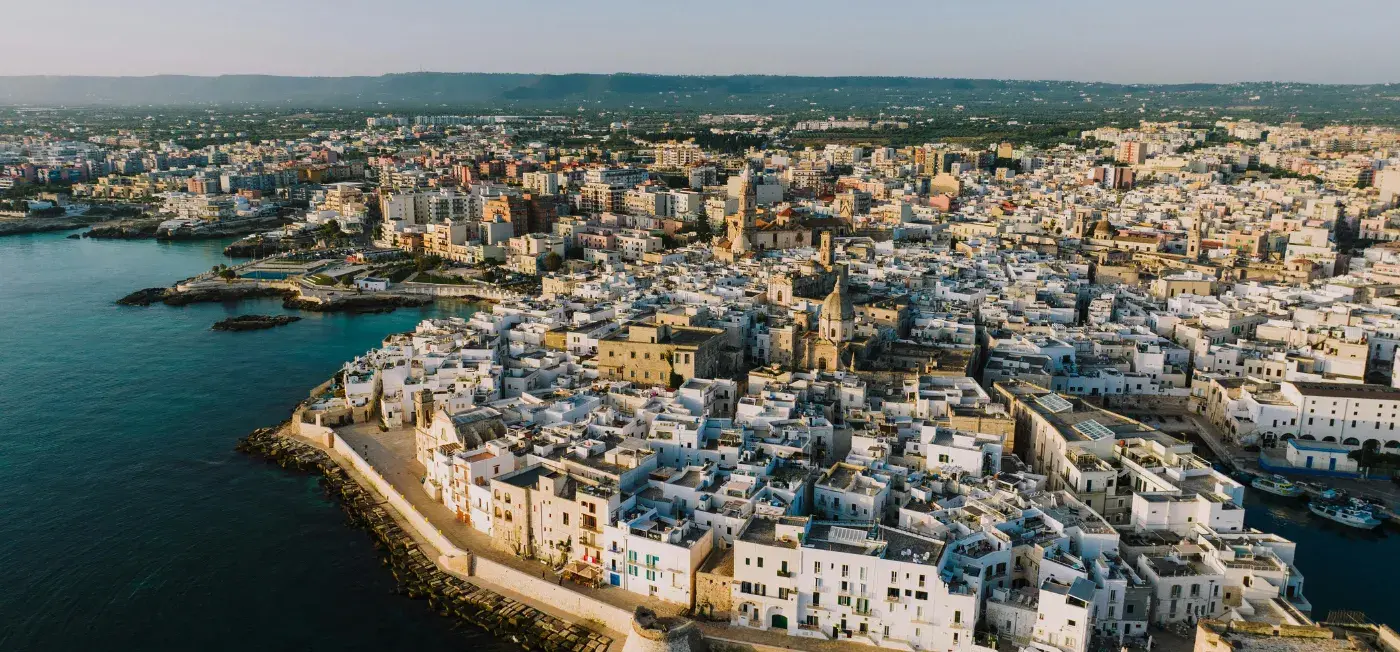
[212,314,301,331]
[236,429,612,652]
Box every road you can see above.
[1117,404,1400,511]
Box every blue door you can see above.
[1306,456,1313,469]
[1329,458,1337,471]
[610,573,621,586]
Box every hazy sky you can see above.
[6,0,1399,84]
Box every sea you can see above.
[1,231,1397,651]
[0,231,512,651]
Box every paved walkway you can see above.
[1118,405,1400,509]
[321,422,899,651]
[334,423,686,618]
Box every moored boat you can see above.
[1308,501,1382,529]
[1251,475,1304,497]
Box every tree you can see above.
[218,268,237,283]
[693,215,714,243]
[543,251,563,272]
[414,253,442,272]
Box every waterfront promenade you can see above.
[284,420,887,652]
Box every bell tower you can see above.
[1187,218,1202,262]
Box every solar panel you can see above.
[1074,419,1115,441]
[1035,393,1073,414]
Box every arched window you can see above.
[1343,437,1361,446]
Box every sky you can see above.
[5,0,1399,84]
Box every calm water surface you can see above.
[0,231,510,651]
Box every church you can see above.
[716,169,845,261]
[793,267,871,371]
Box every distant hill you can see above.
[0,73,1394,118]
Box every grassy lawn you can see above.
[306,273,337,286]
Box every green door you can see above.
[771,614,788,629]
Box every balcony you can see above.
[777,570,794,578]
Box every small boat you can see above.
[1350,498,1392,521]
[1309,501,1383,530]
[1252,475,1304,497]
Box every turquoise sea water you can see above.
[0,232,510,651]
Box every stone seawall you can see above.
[237,428,613,652]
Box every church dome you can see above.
[1093,218,1114,237]
[822,283,855,320]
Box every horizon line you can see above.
[2,71,1398,87]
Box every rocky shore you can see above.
[212,314,301,331]
[117,285,294,307]
[157,215,293,241]
[224,237,305,258]
[84,218,163,239]
[284,293,433,313]
[0,214,106,237]
[236,428,613,652]
[119,284,433,313]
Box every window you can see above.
[757,558,764,568]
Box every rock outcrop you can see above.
[211,314,301,331]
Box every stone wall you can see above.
[237,428,614,652]
[474,556,633,634]
[328,432,466,559]
[294,425,635,636]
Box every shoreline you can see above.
[117,283,436,313]
[241,418,831,652]
[237,427,618,652]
